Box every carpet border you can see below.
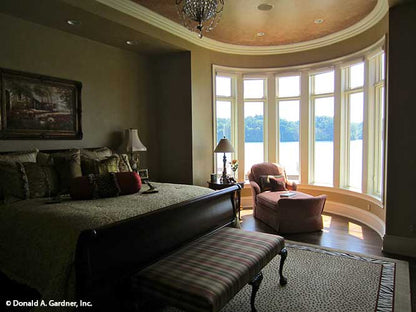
[285,240,411,312]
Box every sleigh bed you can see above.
[0,148,239,310]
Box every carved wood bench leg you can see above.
[279,247,288,286]
[248,271,263,312]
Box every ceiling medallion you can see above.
[176,0,225,38]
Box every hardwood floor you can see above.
[240,209,415,312]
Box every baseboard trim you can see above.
[383,234,416,258]
[324,201,385,238]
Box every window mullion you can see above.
[361,57,370,194]
[236,73,244,181]
[333,65,342,188]
[266,73,276,163]
[300,71,309,185]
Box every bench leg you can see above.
[279,248,288,286]
[248,271,263,312]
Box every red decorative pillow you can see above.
[269,176,287,191]
[69,172,141,200]
[70,176,95,200]
[115,172,142,195]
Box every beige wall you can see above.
[189,15,388,186]
[0,13,151,167]
[384,2,416,250]
[149,52,193,184]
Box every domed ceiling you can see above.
[132,0,380,46]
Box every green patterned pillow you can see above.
[114,153,132,172]
[81,155,120,175]
[23,163,59,198]
[0,161,29,201]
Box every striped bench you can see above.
[131,227,287,312]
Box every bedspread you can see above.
[0,182,214,308]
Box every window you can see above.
[310,71,335,186]
[277,75,300,180]
[215,75,235,175]
[213,42,385,200]
[244,79,265,176]
[368,52,385,197]
[343,62,364,190]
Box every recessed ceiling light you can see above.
[257,3,273,11]
[256,32,265,37]
[67,19,81,26]
[314,18,324,24]
[126,40,139,46]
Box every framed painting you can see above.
[0,68,82,139]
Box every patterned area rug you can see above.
[158,242,411,312]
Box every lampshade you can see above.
[214,137,235,153]
[122,128,147,153]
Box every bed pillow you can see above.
[36,152,53,166]
[115,172,142,195]
[0,149,39,163]
[52,150,82,194]
[70,172,141,200]
[269,176,287,192]
[0,161,29,201]
[23,162,59,198]
[81,155,120,175]
[70,173,120,200]
[258,174,285,192]
[81,147,113,160]
[115,153,133,172]
[0,150,38,201]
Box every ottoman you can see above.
[131,227,287,312]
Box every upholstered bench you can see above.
[131,227,287,312]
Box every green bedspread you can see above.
[0,182,214,309]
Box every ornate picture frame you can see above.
[0,68,82,139]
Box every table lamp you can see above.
[214,137,235,183]
[121,128,147,171]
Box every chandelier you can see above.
[176,0,225,38]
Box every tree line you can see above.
[217,115,363,143]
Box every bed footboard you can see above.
[75,185,240,309]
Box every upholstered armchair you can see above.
[248,162,297,212]
[248,162,326,233]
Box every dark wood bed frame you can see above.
[75,185,240,311]
[0,149,240,310]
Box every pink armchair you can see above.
[248,162,326,233]
[248,162,297,212]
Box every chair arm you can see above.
[249,181,261,211]
[286,180,297,191]
[249,181,261,195]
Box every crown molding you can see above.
[96,0,388,55]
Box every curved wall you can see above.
[183,15,388,236]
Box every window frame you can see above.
[309,70,335,186]
[275,73,301,181]
[213,73,237,175]
[212,38,386,202]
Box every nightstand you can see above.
[207,181,245,221]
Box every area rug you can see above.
[160,242,411,312]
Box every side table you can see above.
[207,181,245,221]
